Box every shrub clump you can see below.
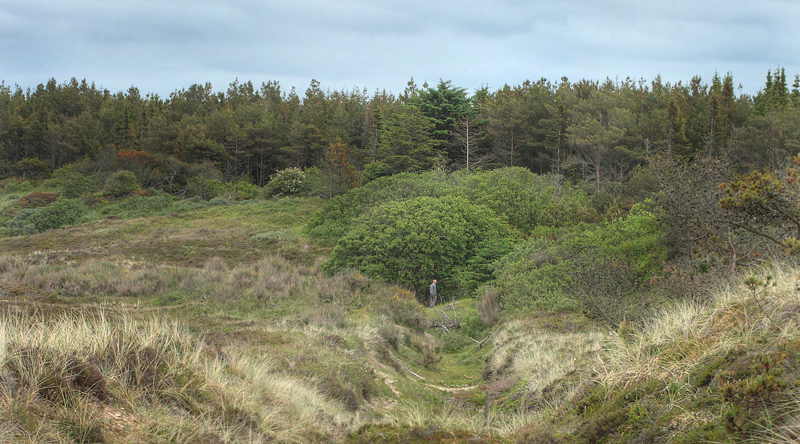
[7,197,87,235]
[103,170,141,197]
[265,167,308,198]
[324,196,513,301]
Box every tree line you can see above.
[1,69,799,194]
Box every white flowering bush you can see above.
[265,167,307,198]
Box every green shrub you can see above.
[492,204,665,315]
[324,196,513,300]
[493,238,578,312]
[187,177,224,200]
[361,161,392,185]
[99,192,180,219]
[569,203,666,278]
[9,198,88,235]
[30,197,87,232]
[7,208,39,236]
[52,163,98,198]
[265,167,308,198]
[229,175,260,200]
[453,167,592,233]
[13,158,51,180]
[0,178,34,195]
[305,171,449,244]
[103,170,140,197]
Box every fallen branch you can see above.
[403,364,425,380]
[432,323,450,333]
[470,332,492,353]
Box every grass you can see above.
[2,190,800,442]
[504,262,800,443]
[0,307,366,443]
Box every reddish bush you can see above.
[17,192,60,208]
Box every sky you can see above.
[2,0,799,98]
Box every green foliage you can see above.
[492,238,578,312]
[324,196,513,299]
[570,203,666,277]
[30,197,88,232]
[360,161,392,185]
[51,163,98,198]
[306,167,595,248]
[264,167,308,198]
[99,192,181,219]
[6,208,39,236]
[377,104,441,173]
[8,197,87,235]
[453,167,593,233]
[0,178,34,195]
[229,175,260,200]
[492,205,665,314]
[719,156,800,253]
[187,177,224,200]
[103,170,140,197]
[13,158,51,180]
[305,171,449,244]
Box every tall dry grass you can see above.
[0,307,363,443]
[0,253,376,313]
[486,318,605,416]
[595,262,800,394]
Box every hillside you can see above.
[0,190,797,443]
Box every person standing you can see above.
[429,279,437,307]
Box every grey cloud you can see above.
[1,0,798,96]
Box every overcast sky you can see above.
[2,0,799,98]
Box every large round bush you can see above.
[323,196,513,299]
[103,170,140,197]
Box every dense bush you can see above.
[264,167,308,198]
[8,197,88,235]
[324,196,513,300]
[452,167,594,233]
[187,177,224,200]
[51,163,98,198]
[6,208,39,236]
[492,238,578,312]
[492,205,666,313]
[229,176,260,200]
[305,171,449,244]
[13,158,51,180]
[569,203,666,278]
[103,170,140,197]
[306,168,596,245]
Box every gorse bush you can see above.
[324,195,513,300]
